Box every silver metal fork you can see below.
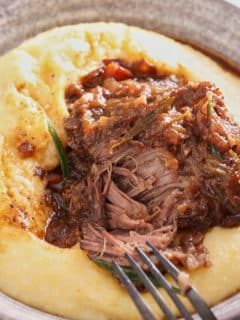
[113,242,217,320]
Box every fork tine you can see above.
[147,242,217,320]
[112,261,157,320]
[146,242,179,280]
[136,247,193,320]
[186,288,217,320]
[125,253,177,320]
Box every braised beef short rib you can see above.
[45,59,240,271]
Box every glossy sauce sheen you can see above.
[45,59,240,271]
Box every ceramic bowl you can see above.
[0,1,240,319]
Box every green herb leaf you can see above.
[94,259,160,286]
[207,102,212,117]
[47,120,70,178]
[94,259,180,293]
[172,285,181,294]
[110,96,175,153]
[209,142,223,160]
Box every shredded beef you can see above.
[45,58,240,271]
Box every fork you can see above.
[113,242,217,320]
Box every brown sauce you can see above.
[44,58,240,272]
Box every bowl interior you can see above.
[0,1,240,319]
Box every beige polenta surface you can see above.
[0,23,240,320]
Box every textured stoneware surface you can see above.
[0,0,240,71]
[0,0,240,319]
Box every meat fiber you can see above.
[45,59,240,271]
